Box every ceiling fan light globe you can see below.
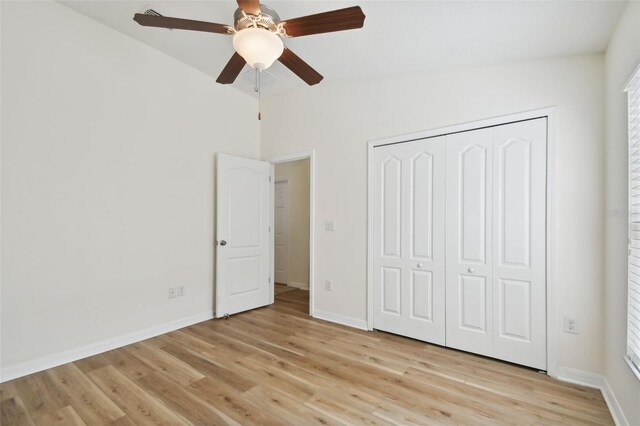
[232,28,283,71]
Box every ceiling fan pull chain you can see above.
[255,68,262,121]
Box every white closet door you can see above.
[492,119,547,369]
[445,128,494,357]
[373,137,446,344]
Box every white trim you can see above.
[556,367,629,426]
[366,107,558,376]
[0,310,214,383]
[269,162,275,305]
[268,151,316,317]
[370,108,557,148]
[367,140,375,331]
[624,355,640,382]
[556,366,604,388]
[312,309,368,331]
[602,378,629,426]
[623,60,640,92]
[546,109,558,378]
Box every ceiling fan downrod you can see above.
[255,68,262,120]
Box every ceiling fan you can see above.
[133,0,366,86]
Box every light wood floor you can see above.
[1,288,613,425]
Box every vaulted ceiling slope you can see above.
[60,0,626,98]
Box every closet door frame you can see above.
[366,107,558,377]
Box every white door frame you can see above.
[366,107,558,377]
[267,151,316,317]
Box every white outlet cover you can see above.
[325,220,336,231]
[563,317,578,334]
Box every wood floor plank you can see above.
[305,392,397,426]
[87,366,186,425]
[159,342,256,393]
[35,405,87,426]
[0,396,36,426]
[4,374,68,419]
[122,341,205,387]
[0,288,614,426]
[98,348,155,380]
[45,363,126,425]
[243,385,343,426]
[136,372,232,426]
[187,377,282,425]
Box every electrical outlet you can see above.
[563,317,578,334]
[168,287,177,299]
[177,285,185,297]
[325,280,332,291]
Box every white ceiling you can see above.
[60,0,627,98]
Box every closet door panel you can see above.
[373,137,446,345]
[446,128,493,356]
[374,147,405,332]
[405,141,445,342]
[411,152,435,260]
[492,118,547,369]
[460,145,489,264]
[382,157,402,258]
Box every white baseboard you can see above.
[601,377,629,426]
[0,310,214,383]
[285,281,309,290]
[312,309,368,331]
[556,367,629,426]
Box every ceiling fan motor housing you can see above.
[233,4,281,32]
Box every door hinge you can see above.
[269,176,272,182]
[268,277,271,283]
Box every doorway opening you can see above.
[271,153,314,316]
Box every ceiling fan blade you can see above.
[283,6,365,38]
[236,0,262,15]
[133,14,231,34]
[216,52,247,84]
[278,48,323,86]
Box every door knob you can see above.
[219,240,227,246]
[417,262,425,268]
[468,267,475,273]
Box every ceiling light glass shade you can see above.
[233,28,284,71]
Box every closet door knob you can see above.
[219,240,227,246]
[417,262,425,268]
[468,267,475,273]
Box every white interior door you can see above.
[373,137,446,345]
[491,119,547,369]
[445,128,494,357]
[274,181,289,285]
[216,154,273,317]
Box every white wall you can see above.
[275,159,310,289]
[0,1,259,372]
[261,54,606,375]
[604,1,640,424]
